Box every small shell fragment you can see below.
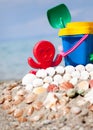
[26,106,34,116]
[71,106,81,114]
[47,84,59,92]
[0,97,5,104]
[59,82,74,90]
[13,95,24,105]
[77,81,89,91]
[89,80,93,88]
[14,108,23,118]
[44,76,52,83]
[80,71,89,80]
[66,89,76,98]
[25,93,37,104]
[33,101,43,110]
[33,87,47,94]
[75,65,85,72]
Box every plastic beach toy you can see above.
[47,4,71,28]
[28,40,62,69]
[58,22,93,66]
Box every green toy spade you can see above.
[47,4,71,28]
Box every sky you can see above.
[0,0,93,41]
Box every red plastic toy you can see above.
[28,40,62,69]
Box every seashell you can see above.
[26,106,34,116]
[14,108,23,118]
[47,84,59,92]
[75,64,85,72]
[59,82,74,91]
[32,78,43,87]
[4,94,12,101]
[77,81,89,91]
[30,114,43,122]
[66,88,76,98]
[63,73,71,82]
[45,67,55,77]
[0,97,5,104]
[53,74,63,84]
[62,106,70,115]
[89,71,93,79]
[25,93,37,104]
[65,65,75,74]
[71,106,81,114]
[7,106,16,114]
[17,116,27,122]
[13,95,24,105]
[25,84,33,92]
[33,101,43,110]
[3,89,11,95]
[84,89,93,104]
[16,89,27,96]
[55,66,64,74]
[33,87,47,94]
[22,73,36,85]
[85,63,93,72]
[77,99,87,106]
[88,104,93,112]
[89,80,93,88]
[71,70,80,79]
[42,83,49,88]
[36,69,47,78]
[80,71,89,80]
[2,100,12,110]
[7,82,18,90]
[43,76,52,84]
[70,77,78,85]
[43,93,58,111]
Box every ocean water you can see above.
[0,38,63,81]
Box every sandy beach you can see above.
[0,78,93,130]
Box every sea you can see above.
[0,37,63,81]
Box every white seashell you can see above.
[89,71,93,79]
[32,78,43,87]
[53,74,63,84]
[85,64,93,72]
[44,76,52,83]
[71,71,80,79]
[75,65,85,72]
[45,67,55,77]
[55,66,64,74]
[43,93,58,111]
[84,89,93,104]
[22,73,36,85]
[51,81,58,86]
[65,65,75,74]
[71,106,81,114]
[63,73,71,81]
[70,77,78,85]
[30,114,43,122]
[25,84,33,92]
[80,71,89,80]
[36,69,47,78]
[42,83,49,88]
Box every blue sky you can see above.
[0,0,93,41]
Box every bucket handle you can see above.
[60,34,88,57]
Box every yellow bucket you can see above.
[58,22,93,36]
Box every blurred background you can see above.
[0,0,93,81]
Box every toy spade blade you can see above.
[47,4,71,28]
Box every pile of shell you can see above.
[0,64,93,123]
